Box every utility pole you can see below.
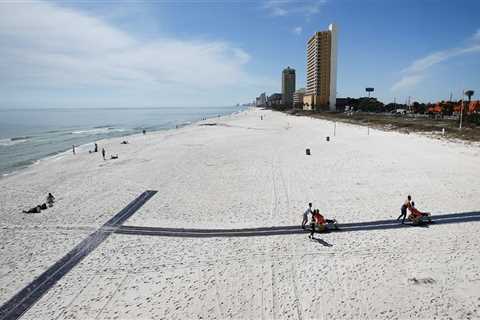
[459,99,464,130]
[459,90,465,130]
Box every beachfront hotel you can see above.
[281,67,296,107]
[293,88,305,108]
[303,23,338,111]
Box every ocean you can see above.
[0,106,244,176]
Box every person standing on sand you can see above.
[309,209,317,239]
[72,145,76,155]
[94,143,98,153]
[302,203,313,229]
[101,148,106,160]
[397,195,412,224]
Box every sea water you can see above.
[0,106,244,176]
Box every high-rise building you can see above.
[255,92,267,107]
[282,67,296,107]
[303,24,337,111]
[293,88,305,108]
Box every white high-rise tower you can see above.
[328,23,337,111]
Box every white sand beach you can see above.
[1,108,480,319]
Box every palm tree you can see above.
[462,90,475,126]
[465,90,474,110]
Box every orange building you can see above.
[454,100,480,114]
[468,100,480,113]
[427,103,443,114]
[429,101,480,114]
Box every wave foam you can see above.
[71,128,127,135]
[0,137,29,146]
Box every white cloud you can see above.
[292,26,303,35]
[263,0,326,17]
[391,30,480,92]
[390,74,424,92]
[0,1,264,106]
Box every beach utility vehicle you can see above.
[407,207,432,225]
[311,211,339,232]
[312,221,339,232]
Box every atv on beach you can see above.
[311,219,339,232]
[408,212,432,225]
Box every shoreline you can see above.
[0,107,246,179]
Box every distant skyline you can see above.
[0,0,479,109]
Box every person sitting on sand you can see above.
[23,203,47,213]
[23,205,41,214]
[121,140,128,144]
[47,193,55,206]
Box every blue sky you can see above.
[0,0,479,108]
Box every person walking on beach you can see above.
[397,195,412,224]
[309,210,317,239]
[94,143,98,153]
[302,203,313,229]
[101,148,106,160]
[72,145,76,155]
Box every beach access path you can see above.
[0,108,479,319]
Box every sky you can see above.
[0,0,479,108]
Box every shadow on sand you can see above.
[115,211,480,238]
[310,237,333,247]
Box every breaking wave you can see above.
[0,136,30,146]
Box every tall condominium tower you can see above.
[304,23,337,111]
[281,66,296,107]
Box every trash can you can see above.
[306,148,311,155]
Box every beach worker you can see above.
[313,210,326,225]
[397,195,412,224]
[102,148,106,160]
[302,203,313,229]
[72,145,76,155]
[309,210,317,239]
[309,223,315,239]
[94,143,98,153]
[47,193,55,206]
